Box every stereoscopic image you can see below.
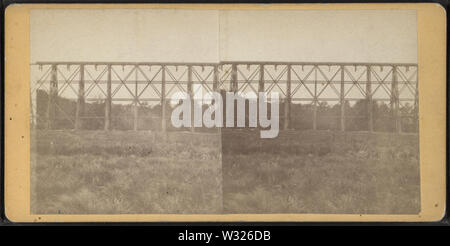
[30,9,419,214]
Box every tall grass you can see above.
[31,129,420,214]
[31,130,222,214]
[222,129,420,214]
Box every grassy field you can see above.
[31,130,222,214]
[222,129,420,214]
[31,129,420,214]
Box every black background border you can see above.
[1,0,448,240]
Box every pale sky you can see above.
[31,9,220,63]
[220,10,417,63]
[30,9,417,63]
[30,8,418,106]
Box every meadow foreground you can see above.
[31,129,420,214]
[222,129,420,214]
[31,130,222,214]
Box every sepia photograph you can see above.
[29,8,420,215]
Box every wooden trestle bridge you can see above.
[31,61,418,133]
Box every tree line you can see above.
[34,89,418,132]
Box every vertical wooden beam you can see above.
[258,64,264,93]
[340,65,346,131]
[31,92,36,129]
[161,65,166,132]
[213,65,220,133]
[312,66,318,130]
[75,64,85,130]
[47,64,58,129]
[187,65,194,132]
[213,65,219,92]
[104,65,112,131]
[366,65,373,132]
[284,65,291,130]
[414,68,419,132]
[396,69,402,133]
[391,65,401,133]
[231,64,238,92]
[258,64,264,129]
[133,66,139,131]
